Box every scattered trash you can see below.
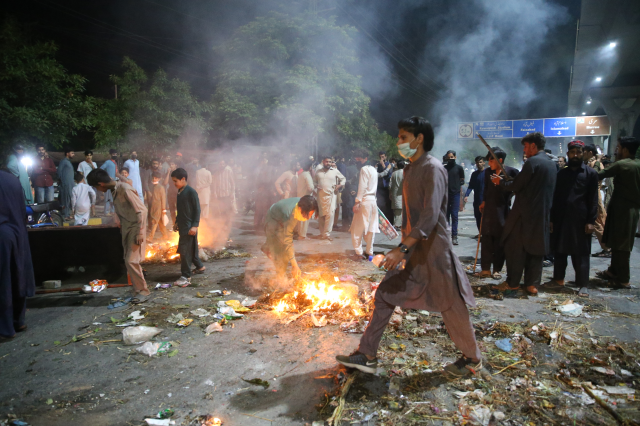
[190,308,210,317]
[107,297,132,310]
[218,306,243,318]
[224,300,250,312]
[495,338,512,353]
[556,301,583,316]
[135,341,172,357]
[157,409,175,419]
[115,320,139,327]
[166,314,184,324]
[311,313,327,327]
[241,298,257,308]
[122,326,162,345]
[84,279,108,293]
[177,319,193,327]
[129,310,145,320]
[598,385,635,395]
[590,366,615,375]
[209,290,222,295]
[339,275,354,282]
[204,323,223,334]
[144,419,174,426]
[242,378,270,389]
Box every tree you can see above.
[93,57,208,152]
[210,11,391,157]
[0,19,94,154]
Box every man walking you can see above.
[87,169,151,299]
[444,150,465,245]
[477,148,518,279]
[350,151,379,259]
[545,140,598,294]
[296,160,315,240]
[595,137,640,289]
[6,144,34,204]
[492,132,556,295]
[57,148,75,219]
[464,156,486,237]
[375,152,393,223]
[336,117,482,378]
[77,150,96,183]
[31,144,56,204]
[99,149,119,216]
[123,151,144,204]
[314,156,346,241]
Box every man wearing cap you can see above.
[6,144,34,204]
[545,141,598,295]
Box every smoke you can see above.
[424,0,570,151]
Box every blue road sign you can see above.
[473,121,513,139]
[513,119,544,138]
[543,117,576,137]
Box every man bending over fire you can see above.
[336,116,483,378]
[261,195,317,281]
[87,168,151,300]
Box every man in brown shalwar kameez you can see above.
[336,117,482,378]
[87,169,151,299]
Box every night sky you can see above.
[2,0,582,137]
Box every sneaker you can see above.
[174,276,191,287]
[336,351,378,374]
[452,236,459,245]
[443,356,482,378]
[542,260,553,267]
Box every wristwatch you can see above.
[398,243,409,253]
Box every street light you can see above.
[586,100,591,104]
[609,42,616,48]
[595,77,602,82]
[582,112,586,115]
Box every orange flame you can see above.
[272,281,359,316]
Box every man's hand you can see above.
[549,222,553,233]
[479,201,485,213]
[90,206,96,217]
[291,263,301,279]
[464,197,468,203]
[490,173,503,186]
[585,223,595,234]
[135,235,144,245]
[188,226,198,236]
[353,202,361,213]
[382,247,404,271]
[334,185,343,194]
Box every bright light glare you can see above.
[582,112,586,115]
[595,77,602,82]
[586,100,591,104]
[609,42,616,48]
[21,157,33,167]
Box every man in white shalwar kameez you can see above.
[123,151,144,204]
[71,172,96,225]
[313,156,345,241]
[195,165,212,218]
[350,152,380,258]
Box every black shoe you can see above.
[336,351,378,374]
[452,236,459,245]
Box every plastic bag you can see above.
[122,326,163,345]
[136,341,172,357]
[162,213,169,227]
[205,322,223,334]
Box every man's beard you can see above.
[569,158,582,168]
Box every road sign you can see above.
[473,121,513,139]
[543,117,576,137]
[576,116,611,136]
[513,119,544,138]
[458,123,473,139]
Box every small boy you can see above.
[148,171,169,242]
[171,168,205,287]
[119,167,133,186]
[71,171,96,225]
[86,168,151,299]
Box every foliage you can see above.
[93,57,208,152]
[0,19,95,154]
[210,11,390,158]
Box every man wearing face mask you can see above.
[313,156,346,241]
[350,151,379,259]
[336,116,482,378]
[444,150,465,245]
[261,195,318,281]
[123,151,144,204]
[544,140,597,296]
[100,149,119,216]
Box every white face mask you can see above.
[398,138,417,159]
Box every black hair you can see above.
[152,171,162,179]
[397,116,435,152]
[378,151,386,156]
[353,149,369,160]
[152,158,160,163]
[558,156,566,161]
[64,146,74,155]
[521,132,546,149]
[322,155,332,161]
[445,150,456,157]
[84,150,93,156]
[583,144,597,155]
[619,136,640,157]
[86,168,111,186]
[74,171,84,183]
[298,195,318,217]
[109,149,118,155]
[171,167,188,181]
[396,160,406,170]
[35,143,45,150]
[302,159,313,171]
[474,155,484,163]
[490,147,507,162]
[121,167,130,174]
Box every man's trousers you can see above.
[480,234,505,273]
[318,214,335,238]
[504,222,543,288]
[609,250,631,284]
[553,253,590,287]
[178,234,204,278]
[446,192,460,236]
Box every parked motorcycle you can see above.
[26,201,63,228]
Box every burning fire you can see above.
[272,280,357,315]
[144,233,180,262]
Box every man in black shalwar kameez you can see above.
[0,170,36,340]
[545,140,598,294]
